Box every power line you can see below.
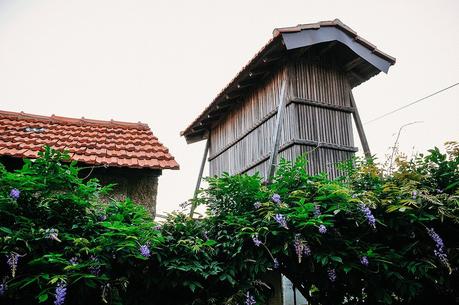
[365,82,459,124]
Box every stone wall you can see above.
[87,167,161,217]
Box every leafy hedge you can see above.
[0,144,458,305]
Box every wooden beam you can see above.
[267,74,288,183]
[291,97,354,113]
[349,92,371,158]
[190,138,210,217]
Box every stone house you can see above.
[0,110,179,216]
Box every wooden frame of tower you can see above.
[182,18,395,190]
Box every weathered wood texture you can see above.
[209,56,357,179]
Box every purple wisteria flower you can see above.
[427,227,449,267]
[45,228,61,242]
[69,257,78,265]
[89,255,101,275]
[318,225,327,234]
[245,292,256,305]
[327,268,337,282]
[54,281,67,305]
[313,205,321,217]
[203,231,209,240]
[252,234,262,247]
[98,214,107,221]
[271,194,281,204]
[360,256,369,267]
[358,204,376,229]
[303,244,311,256]
[274,214,288,229]
[253,202,261,209]
[153,224,161,230]
[0,282,6,296]
[140,244,151,258]
[9,188,20,200]
[412,190,418,200]
[273,258,279,269]
[6,253,19,278]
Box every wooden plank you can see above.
[349,91,371,158]
[190,138,210,217]
[266,74,288,182]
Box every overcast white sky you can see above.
[0,0,458,214]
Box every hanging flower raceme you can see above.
[45,228,61,242]
[54,281,67,305]
[358,204,376,229]
[252,234,262,247]
[253,202,261,209]
[426,227,449,269]
[69,257,78,266]
[6,253,19,278]
[271,194,281,204]
[327,268,337,282]
[293,234,311,263]
[9,188,20,200]
[360,256,369,267]
[318,225,327,234]
[273,258,279,269]
[274,214,288,229]
[140,244,151,258]
[313,205,321,217]
[0,282,6,296]
[89,255,101,276]
[245,292,256,305]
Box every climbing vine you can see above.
[0,143,458,304]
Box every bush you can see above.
[0,144,458,304]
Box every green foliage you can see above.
[0,144,458,305]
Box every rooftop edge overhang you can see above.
[181,19,396,144]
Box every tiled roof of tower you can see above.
[181,19,396,143]
[0,110,179,170]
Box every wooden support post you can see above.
[267,75,288,183]
[349,92,371,158]
[189,137,210,217]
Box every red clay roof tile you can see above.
[0,110,179,170]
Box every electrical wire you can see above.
[365,82,459,124]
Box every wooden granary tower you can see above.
[182,19,395,183]
[182,19,396,304]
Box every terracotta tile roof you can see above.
[0,110,179,170]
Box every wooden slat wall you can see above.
[209,56,356,179]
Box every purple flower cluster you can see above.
[69,257,78,265]
[54,281,67,305]
[0,282,6,296]
[274,214,288,229]
[273,258,279,269]
[253,202,261,209]
[313,205,321,217]
[45,228,60,242]
[327,268,337,282]
[252,234,262,247]
[9,188,20,200]
[318,225,327,234]
[271,194,281,204]
[140,244,151,258]
[427,227,449,267]
[358,204,376,229]
[153,224,161,230]
[89,255,100,275]
[245,292,256,305]
[293,234,311,263]
[360,256,369,267]
[6,253,19,278]
[412,190,418,200]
